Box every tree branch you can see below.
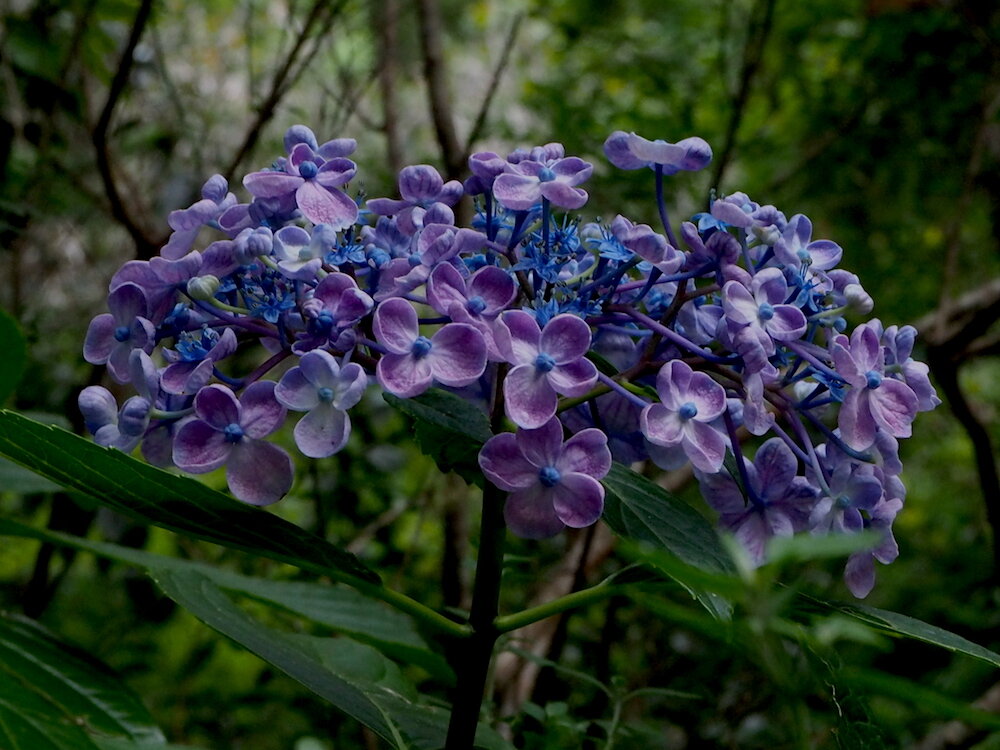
[464,12,524,154]
[415,0,464,180]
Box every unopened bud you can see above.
[186,275,221,301]
[844,283,874,315]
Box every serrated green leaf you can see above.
[0,410,378,583]
[0,519,453,682]
[152,570,512,750]
[0,308,26,405]
[0,612,164,750]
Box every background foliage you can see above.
[1,0,999,747]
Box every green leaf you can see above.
[152,570,512,750]
[0,308,27,405]
[0,458,61,494]
[821,599,1000,669]
[0,519,452,682]
[0,410,378,583]
[384,389,493,484]
[0,612,165,750]
[601,463,734,618]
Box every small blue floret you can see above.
[538,466,561,487]
[114,325,131,343]
[757,302,775,321]
[679,401,698,420]
[411,335,433,359]
[298,161,318,179]
[223,423,245,443]
[537,167,556,183]
[865,370,883,389]
[534,352,556,373]
[466,296,487,315]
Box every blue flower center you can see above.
[114,325,131,343]
[538,466,561,488]
[537,167,556,183]
[865,370,883,389]
[679,401,698,420]
[797,248,811,263]
[408,253,422,267]
[411,335,433,359]
[757,302,775,321]
[223,423,244,443]
[298,161,318,179]
[317,387,334,403]
[835,494,853,510]
[534,352,556,373]
[298,246,314,261]
[466,296,487,315]
[312,311,335,335]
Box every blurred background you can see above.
[1,0,999,747]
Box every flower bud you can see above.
[186,275,221,301]
[844,283,874,315]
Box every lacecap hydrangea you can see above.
[80,125,939,598]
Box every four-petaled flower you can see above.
[478,417,611,538]
[493,156,593,211]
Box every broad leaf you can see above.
[0,308,26,405]
[384,389,493,485]
[0,612,165,750]
[0,410,378,584]
[152,569,512,750]
[0,519,452,682]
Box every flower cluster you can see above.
[81,125,938,597]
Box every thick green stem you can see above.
[444,480,507,749]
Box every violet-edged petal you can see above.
[682,419,727,473]
[296,181,358,228]
[676,137,713,171]
[333,362,368,410]
[655,360,693,409]
[496,310,541,364]
[558,429,611,479]
[426,262,468,315]
[239,381,287,439]
[753,438,797,497]
[428,323,487,387]
[640,403,684,445]
[539,314,592,363]
[172,419,230,473]
[806,240,842,270]
[377,353,433,398]
[314,157,357,188]
[79,386,118,434]
[838,389,877,451]
[478,433,539,491]
[398,164,444,202]
[514,417,564,469]
[697,469,749,516]
[627,134,686,165]
[711,200,753,229]
[504,364,557,429]
[243,170,303,199]
[766,305,807,341]
[551,473,605,528]
[733,513,771,567]
[194,384,242,430]
[539,181,588,210]
[227,440,293,506]
[869,379,918,439]
[108,282,150,324]
[468,265,516,314]
[493,173,542,211]
[275,366,321,411]
[83,314,115,364]
[504,484,565,539]
[373,297,419,354]
[721,281,759,326]
[547,358,598,398]
[294,403,350,458]
[603,131,647,170]
[687,371,727,421]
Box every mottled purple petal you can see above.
[515,417,564,469]
[108,282,149,324]
[682,420,727,473]
[504,364,557,429]
[240,381,286,439]
[603,131,647,170]
[753,438,796,496]
[377,352,433,398]
[83,314,115,364]
[767,305,807,341]
[294,403,350,458]
[398,164,443,202]
[839,389,877,451]
[478,433,538,491]
[493,173,541,211]
[227,440,293,506]
[428,323,486,386]
[540,314,592,363]
[243,170,302,199]
[373,298,418,354]
[627,134,685,165]
[426,263,468,315]
[640,403,683,445]
[275,365,320,411]
[870,379,917,438]
[558,429,611,479]
[687,372,726,420]
[194,384,241,430]
[296,181,358,228]
[173,419,230,473]
[551,473,604,528]
[79,386,118,434]
[504,484,565,539]
[539,182,588,210]
[548,358,598,397]
[496,310,541,364]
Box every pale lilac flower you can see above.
[774,214,842,274]
[367,164,464,234]
[161,327,238,395]
[603,131,712,174]
[833,323,919,451]
[172,382,292,506]
[722,267,807,356]
[493,154,593,211]
[696,438,816,565]
[161,175,237,260]
[494,311,598,429]
[294,273,374,354]
[478,417,611,538]
[640,360,728,472]
[276,350,367,458]
[271,225,336,280]
[426,263,516,360]
[83,282,156,383]
[373,298,487,398]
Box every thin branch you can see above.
[415,0,464,180]
[464,11,524,154]
[376,0,404,174]
[710,0,777,190]
[91,0,160,259]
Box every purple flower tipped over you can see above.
[603,131,712,174]
[478,417,611,538]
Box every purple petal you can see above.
[314,157,357,188]
[539,314,592,363]
[806,240,842,270]
[377,353,433,398]
[479,433,538,491]
[426,262,469,316]
[108,282,149,324]
[752,438,796,496]
[655,360,692,410]
[504,484,565,539]
[504,363,557,429]
[496,310,541,364]
[838,389,877,451]
[766,305,807,341]
[78,386,118,434]
[686,372,726,421]
[240,381,286,439]
[295,182,358,229]
[194,384,241,430]
[626,134,685,166]
[870,379,917,438]
[428,324,487,386]
[294,403,350,458]
[493,173,542,211]
[83,314,115,364]
[539,182,588,210]
[227,440,293,506]
[558,429,611,479]
[276,365,320,411]
[398,164,444,202]
[676,137,713,171]
[711,201,752,229]
[551,473,604,528]
[468,266,516,314]
[548,357,598,398]
[373,298,418,354]
[603,131,647,170]
[722,281,758,326]
[733,513,770,566]
[515,417,564,469]
[173,419,230,473]
[640,403,683,446]
[243,170,302,199]
[682,420,727,473]
[845,553,876,599]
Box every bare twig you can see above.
[91,0,160,260]
[376,0,405,174]
[464,12,524,154]
[415,0,464,180]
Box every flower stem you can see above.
[494,580,621,634]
